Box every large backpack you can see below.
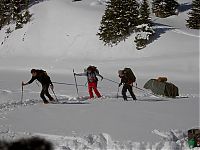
[86,66,99,74]
[123,68,136,83]
[37,69,48,76]
[85,66,100,82]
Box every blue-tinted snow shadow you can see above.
[29,0,48,7]
[178,3,192,13]
[148,23,175,44]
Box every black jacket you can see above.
[120,76,129,84]
[28,70,52,86]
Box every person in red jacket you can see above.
[22,69,54,104]
[75,66,103,99]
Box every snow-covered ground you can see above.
[0,0,199,149]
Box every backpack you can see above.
[123,68,136,83]
[87,66,99,74]
[36,69,49,78]
[86,66,99,82]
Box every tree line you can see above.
[97,0,200,49]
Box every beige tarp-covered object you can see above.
[143,79,179,98]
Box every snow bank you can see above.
[0,126,196,150]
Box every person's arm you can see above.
[49,79,54,89]
[119,76,125,87]
[46,76,53,85]
[74,72,87,76]
[119,78,123,87]
[96,73,103,80]
[22,76,36,86]
[46,76,54,89]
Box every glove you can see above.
[74,73,77,76]
[22,81,27,86]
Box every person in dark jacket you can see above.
[22,69,54,104]
[118,70,137,101]
[75,66,103,99]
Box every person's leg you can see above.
[127,85,137,100]
[93,82,101,98]
[122,85,128,101]
[88,82,94,99]
[44,84,54,101]
[40,86,49,103]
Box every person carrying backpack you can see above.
[22,69,54,104]
[118,68,137,101]
[74,66,103,99]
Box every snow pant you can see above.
[40,84,54,103]
[88,82,101,99]
[122,84,136,101]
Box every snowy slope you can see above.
[0,0,199,149]
[0,0,198,84]
[0,0,198,59]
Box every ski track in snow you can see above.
[155,25,200,38]
[0,92,194,116]
[0,91,197,149]
[172,29,200,38]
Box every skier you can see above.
[118,69,137,101]
[22,69,54,104]
[74,66,103,99]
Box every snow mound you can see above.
[0,127,195,150]
[0,99,40,114]
[0,89,12,95]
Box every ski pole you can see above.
[51,87,58,102]
[52,81,86,87]
[104,77,119,84]
[21,82,23,105]
[116,85,120,98]
[73,69,79,97]
[104,77,159,97]
[132,85,159,97]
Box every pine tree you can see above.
[13,0,23,29]
[134,0,154,50]
[0,0,31,30]
[14,0,31,29]
[152,0,179,18]
[0,0,13,29]
[134,24,155,50]
[139,0,150,24]
[97,0,139,46]
[186,0,200,29]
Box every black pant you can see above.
[40,84,53,102]
[122,84,136,101]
